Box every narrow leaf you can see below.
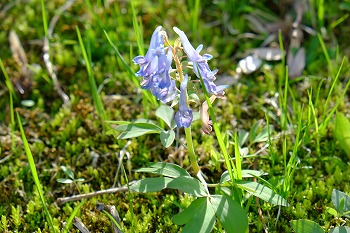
[135,162,190,178]
[220,169,268,182]
[238,129,249,146]
[249,120,262,144]
[236,181,289,206]
[17,112,56,232]
[252,125,274,144]
[160,130,175,148]
[290,219,324,233]
[57,178,74,184]
[130,177,173,193]
[61,166,75,180]
[334,112,350,158]
[115,122,163,139]
[167,176,208,197]
[210,195,248,233]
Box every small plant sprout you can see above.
[113,26,289,232]
[57,166,85,192]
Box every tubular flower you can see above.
[173,27,227,95]
[174,75,193,128]
[133,26,176,103]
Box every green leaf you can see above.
[249,120,261,144]
[57,178,74,184]
[64,201,86,233]
[332,189,350,217]
[210,195,248,233]
[329,226,350,233]
[160,130,175,148]
[172,197,215,233]
[115,122,163,139]
[334,112,350,158]
[252,125,273,144]
[238,129,249,146]
[290,219,324,233]
[135,162,190,178]
[220,170,268,183]
[167,176,208,197]
[17,112,57,233]
[156,105,176,129]
[130,177,173,193]
[236,181,289,206]
[326,207,338,217]
[61,166,75,180]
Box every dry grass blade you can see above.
[9,30,32,94]
[253,47,283,61]
[42,0,76,106]
[287,47,305,78]
[9,30,28,66]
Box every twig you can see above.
[72,217,90,233]
[48,0,76,36]
[57,186,129,205]
[0,153,12,164]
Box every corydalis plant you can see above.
[133,26,227,130]
[115,26,288,233]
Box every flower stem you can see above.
[185,127,200,174]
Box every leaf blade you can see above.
[135,162,190,178]
[236,181,289,206]
[210,195,248,233]
[130,177,173,193]
[290,219,325,233]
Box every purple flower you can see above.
[173,27,227,95]
[133,26,176,103]
[175,75,193,128]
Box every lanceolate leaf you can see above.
[57,178,73,184]
[135,162,190,178]
[61,165,75,180]
[290,219,324,233]
[236,181,289,206]
[167,176,208,197]
[210,195,248,233]
[130,177,173,193]
[173,197,215,233]
[334,112,350,158]
[115,122,163,139]
[220,170,268,182]
[252,125,273,144]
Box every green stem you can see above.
[185,127,200,174]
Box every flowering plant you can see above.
[113,26,288,233]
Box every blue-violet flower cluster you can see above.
[133,26,227,129]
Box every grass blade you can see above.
[64,201,86,233]
[17,112,57,233]
[0,57,16,151]
[76,26,106,121]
